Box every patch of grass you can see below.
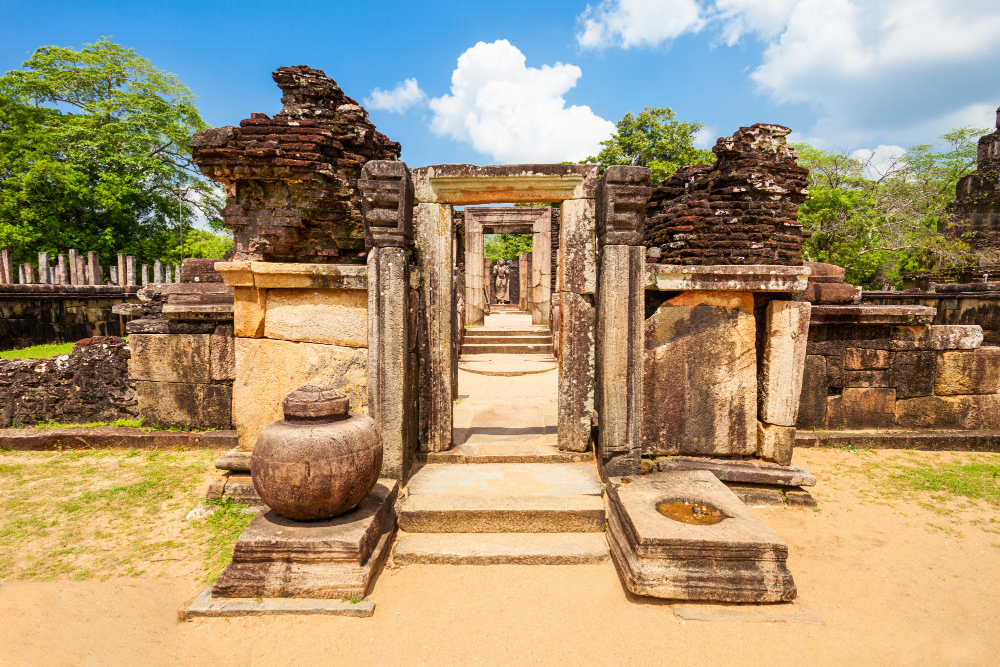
[194,499,256,583]
[31,418,142,430]
[0,342,75,360]
[888,461,1000,506]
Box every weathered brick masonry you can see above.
[191,66,401,264]
[644,124,810,266]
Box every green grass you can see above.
[0,342,75,360]
[888,461,1000,506]
[32,419,142,430]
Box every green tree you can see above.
[796,127,985,288]
[584,106,716,184]
[484,233,532,260]
[0,39,226,269]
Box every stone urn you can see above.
[250,384,382,521]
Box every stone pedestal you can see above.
[606,471,796,602]
[212,479,398,599]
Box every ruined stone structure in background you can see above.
[191,66,401,264]
[645,124,810,266]
[948,107,1000,271]
[0,337,136,427]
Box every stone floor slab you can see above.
[406,463,602,497]
[399,493,605,533]
[182,586,375,618]
[392,532,609,565]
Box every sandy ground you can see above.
[3,446,999,666]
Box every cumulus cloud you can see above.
[851,144,907,180]
[365,78,426,114]
[576,0,706,49]
[575,0,1000,145]
[428,40,617,163]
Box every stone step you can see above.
[461,343,554,355]
[400,463,605,533]
[460,335,552,345]
[398,494,605,533]
[464,329,550,337]
[392,532,609,565]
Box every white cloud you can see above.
[851,144,906,180]
[693,126,716,149]
[364,78,426,114]
[575,0,1000,146]
[576,0,706,50]
[428,40,617,163]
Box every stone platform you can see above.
[211,479,397,600]
[607,471,796,602]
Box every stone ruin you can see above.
[191,66,401,264]
[948,107,1000,269]
[645,124,810,266]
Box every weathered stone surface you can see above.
[802,282,860,304]
[215,447,251,471]
[212,479,398,599]
[795,428,1000,452]
[558,199,596,295]
[596,244,645,476]
[643,290,756,457]
[657,456,817,486]
[645,124,809,266]
[211,325,236,381]
[889,350,937,398]
[842,369,891,387]
[810,305,935,326]
[359,159,414,248]
[248,263,368,290]
[646,264,809,293]
[392,532,609,565]
[759,300,811,427]
[233,286,266,338]
[128,333,211,384]
[844,347,890,370]
[935,347,1000,395]
[415,203,453,452]
[896,394,1000,429]
[756,421,795,465]
[803,261,845,283]
[900,324,983,350]
[826,387,896,429]
[606,471,796,602]
[252,386,382,521]
[725,483,786,507]
[557,292,595,453]
[0,427,236,451]
[367,246,415,481]
[410,163,599,205]
[263,287,367,347]
[233,338,367,450]
[796,355,828,428]
[136,380,231,429]
[596,165,652,247]
[184,587,375,618]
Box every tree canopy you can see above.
[795,127,985,288]
[484,233,532,261]
[0,39,230,269]
[585,106,716,185]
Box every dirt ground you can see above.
[2,447,999,667]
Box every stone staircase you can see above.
[392,463,609,565]
[461,328,554,355]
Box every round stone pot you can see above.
[251,384,382,521]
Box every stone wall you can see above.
[0,336,136,427]
[0,284,139,352]
[644,124,810,266]
[947,107,1000,269]
[863,287,1000,345]
[191,66,400,264]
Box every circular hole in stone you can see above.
[655,498,728,525]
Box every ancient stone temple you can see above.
[948,107,1000,271]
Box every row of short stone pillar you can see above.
[0,248,181,287]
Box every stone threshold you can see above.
[0,427,237,451]
[181,586,374,618]
[795,429,1000,451]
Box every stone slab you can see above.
[643,291,757,457]
[233,338,367,450]
[398,493,605,533]
[802,282,860,304]
[211,325,236,381]
[215,447,251,471]
[895,394,1000,429]
[758,300,811,427]
[406,463,602,496]
[137,381,232,429]
[558,199,597,295]
[646,264,810,293]
[215,261,368,290]
[558,292,596,453]
[264,287,367,347]
[458,355,558,376]
[0,427,237,451]
[606,471,796,602]
[233,286,266,338]
[411,163,599,205]
[656,456,816,487]
[756,422,794,466]
[212,480,397,599]
[128,333,211,384]
[826,387,896,429]
[183,586,374,618]
[809,305,935,325]
[724,483,786,507]
[672,601,822,624]
[392,532,609,565]
[935,347,1000,395]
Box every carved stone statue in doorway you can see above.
[493,260,511,304]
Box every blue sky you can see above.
[3,0,1000,171]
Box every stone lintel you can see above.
[646,264,811,293]
[215,261,367,290]
[810,305,936,325]
[656,456,816,487]
[411,164,599,205]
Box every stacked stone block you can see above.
[191,66,401,264]
[644,124,810,266]
[947,107,1000,269]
